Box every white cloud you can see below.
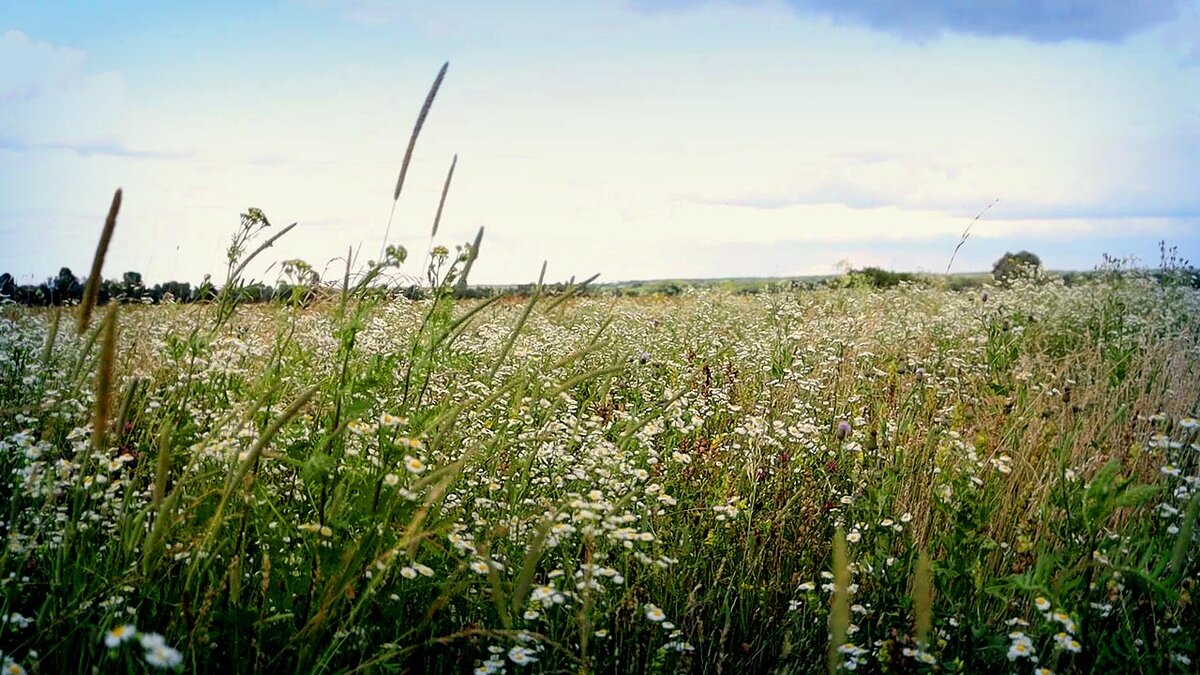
[0,30,86,102]
[0,30,130,152]
[2,6,1197,286]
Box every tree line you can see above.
[0,267,212,306]
[4,248,1195,307]
[0,266,590,306]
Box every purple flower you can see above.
[835,421,851,440]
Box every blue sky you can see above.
[1,1,1198,285]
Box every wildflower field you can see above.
[1,264,1198,674]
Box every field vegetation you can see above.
[1,257,1198,673]
[1,66,1198,675]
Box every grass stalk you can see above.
[78,188,121,333]
[39,307,60,367]
[91,303,118,454]
[379,62,449,260]
[828,527,850,675]
[912,549,933,648]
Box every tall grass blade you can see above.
[230,222,298,284]
[912,549,933,648]
[431,154,457,239]
[543,272,600,314]
[114,377,142,445]
[380,61,449,258]
[92,303,118,454]
[488,261,546,382]
[828,527,850,675]
[196,386,318,563]
[1171,489,1200,580]
[944,198,998,275]
[40,307,60,367]
[78,188,121,333]
[511,517,553,615]
[394,62,448,202]
[454,226,484,293]
[152,420,174,509]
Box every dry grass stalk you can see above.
[230,222,298,283]
[40,307,60,367]
[79,188,122,333]
[912,549,933,647]
[944,197,998,275]
[394,62,448,202]
[380,62,449,259]
[827,527,850,674]
[92,302,118,454]
[431,154,457,239]
[455,226,484,293]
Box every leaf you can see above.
[302,452,336,485]
[1114,484,1159,508]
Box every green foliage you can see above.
[992,250,1042,282]
[2,274,1197,673]
[843,266,919,289]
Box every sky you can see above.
[1,0,1199,286]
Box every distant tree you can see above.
[154,280,193,302]
[402,285,428,301]
[99,278,122,304]
[992,251,1042,281]
[0,273,15,302]
[659,282,684,296]
[49,267,82,305]
[117,271,145,302]
[17,284,46,305]
[847,267,917,289]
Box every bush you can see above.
[992,251,1042,282]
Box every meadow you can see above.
[1,257,1198,674]
[2,64,1199,674]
